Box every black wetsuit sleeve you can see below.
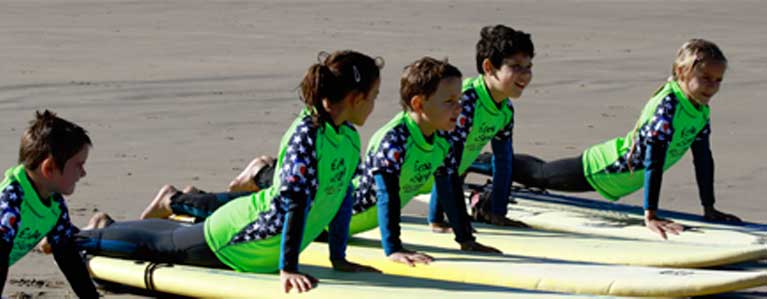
[47,200,99,298]
[1,242,11,295]
[374,171,403,256]
[51,241,99,298]
[691,126,715,208]
[643,142,668,211]
[279,190,309,272]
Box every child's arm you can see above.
[327,185,379,272]
[46,200,99,298]
[1,243,11,294]
[374,171,433,266]
[0,185,23,295]
[277,129,321,293]
[691,125,741,222]
[50,241,99,298]
[490,136,513,215]
[278,187,315,291]
[374,170,403,255]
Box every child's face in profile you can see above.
[51,146,89,196]
[422,76,462,131]
[349,79,380,126]
[679,60,726,107]
[490,53,533,99]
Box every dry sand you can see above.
[1,0,765,297]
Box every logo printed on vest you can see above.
[466,123,496,152]
[403,160,433,194]
[10,226,44,261]
[324,158,347,196]
[669,126,700,157]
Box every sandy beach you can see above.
[1,0,765,297]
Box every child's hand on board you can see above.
[331,259,381,273]
[388,249,433,266]
[280,270,319,293]
[644,210,684,239]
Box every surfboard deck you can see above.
[87,256,609,298]
[414,188,766,248]
[504,192,765,246]
[465,154,766,245]
[358,215,766,268]
[299,236,767,297]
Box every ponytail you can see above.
[298,50,383,125]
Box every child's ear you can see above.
[354,92,367,105]
[675,65,689,81]
[482,58,495,75]
[40,156,57,178]
[410,95,425,113]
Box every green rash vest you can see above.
[0,165,69,266]
[582,80,710,200]
[452,75,515,175]
[204,110,360,273]
[348,112,452,234]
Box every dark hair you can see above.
[400,57,462,110]
[475,25,535,74]
[19,110,92,172]
[299,50,383,124]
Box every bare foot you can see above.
[140,184,178,219]
[228,155,275,192]
[429,222,453,233]
[33,238,52,254]
[182,185,203,194]
[85,212,115,230]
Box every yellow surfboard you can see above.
[356,215,766,268]
[87,256,606,298]
[300,238,767,297]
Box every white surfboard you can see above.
[413,190,766,249]
[299,233,767,297]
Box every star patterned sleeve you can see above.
[278,120,319,272]
[370,130,407,176]
[0,183,23,246]
[640,95,678,211]
[449,91,477,146]
[46,196,80,250]
[278,122,319,199]
[642,95,677,146]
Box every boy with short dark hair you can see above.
[0,110,98,297]
[429,25,534,237]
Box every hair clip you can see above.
[353,65,361,83]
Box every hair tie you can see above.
[374,56,386,69]
[317,51,331,65]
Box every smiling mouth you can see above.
[515,82,526,89]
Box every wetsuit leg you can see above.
[513,154,593,192]
[170,191,251,219]
[76,219,226,268]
